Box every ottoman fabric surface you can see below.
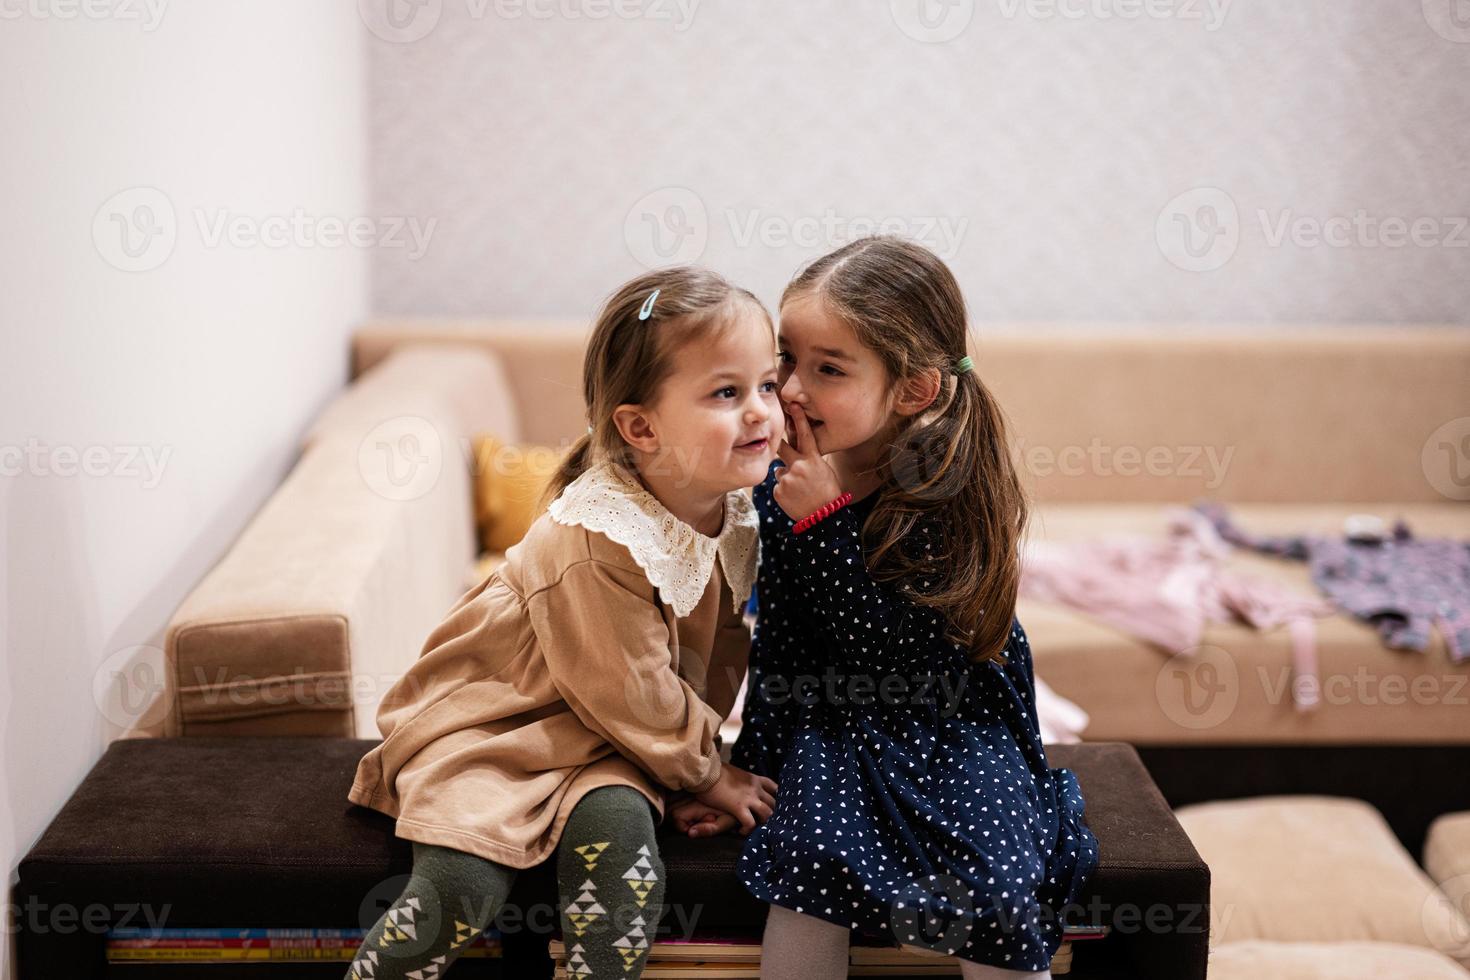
[16,737,1207,979]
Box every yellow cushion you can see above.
[1176,796,1470,965]
[471,436,563,553]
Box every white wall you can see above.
[367,0,1470,324]
[0,4,368,975]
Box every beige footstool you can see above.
[1208,940,1470,979]
[1175,796,1470,967]
[1427,811,1470,920]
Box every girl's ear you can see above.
[612,403,660,453]
[893,367,943,418]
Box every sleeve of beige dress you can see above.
[702,592,752,746]
[528,557,725,795]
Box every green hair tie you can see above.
[952,355,974,376]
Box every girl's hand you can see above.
[668,796,739,838]
[694,764,778,836]
[772,403,844,521]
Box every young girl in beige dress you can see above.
[344,266,783,980]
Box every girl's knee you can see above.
[560,786,664,878]
[407,841,514,930]
[567,785,659,836]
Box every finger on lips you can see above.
[788,404,816,446]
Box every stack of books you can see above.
[105,926,501,963]
[550,925,1108,977]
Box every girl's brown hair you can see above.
[781,236,1028,667]
[544,266,773,504]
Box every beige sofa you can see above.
[153,322,1469,743]
[142,320,1469,979]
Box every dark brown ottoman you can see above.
[13,738,1207,979]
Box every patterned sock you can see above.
[345,840,516,980]
[556,786,667,978]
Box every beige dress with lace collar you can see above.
[348,458,759,868]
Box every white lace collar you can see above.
[547,458,760,618]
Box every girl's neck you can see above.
[830,435,887,503]
[627,454,727,538]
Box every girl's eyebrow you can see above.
[705,368,774,383]
[777,337,853,361]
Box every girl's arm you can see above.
[1001,617,1042,738]
[699,588,753,747]
[530,557,724,795]
[768,408,909,666]
[728,605,800,782]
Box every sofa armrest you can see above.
[164,430,475,737]
[307,342,520,450]
[163,344,516,738]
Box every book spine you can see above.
[110,937,500,950]
[108,948,500,962]
[107,926,502,941]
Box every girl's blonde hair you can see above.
[544,266,773,504]
[782,236,1028,667]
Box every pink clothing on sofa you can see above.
[1020,508,1335,710]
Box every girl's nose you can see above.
[779,374,805,404]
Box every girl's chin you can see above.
[743,452,777,472]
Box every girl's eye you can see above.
[759,380,779,393]
[820,364,844,376]
[777,351,793,364]
[714,386,737,399]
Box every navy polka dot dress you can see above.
[732,462,1100,971]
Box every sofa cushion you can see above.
[1021,501,1470,745]
[1426,811,1470,919]
[1175,795,1470,965]
[1208,940,1470,979]
[354,321,587,448]
[354,324,1470,504]
[308,343,520,450]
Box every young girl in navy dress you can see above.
[669,237,1099,978]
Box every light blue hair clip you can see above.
[952,355,974,376]
[586,425,594,434]
[638,288,660,321]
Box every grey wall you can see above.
[366,0,1470,324]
